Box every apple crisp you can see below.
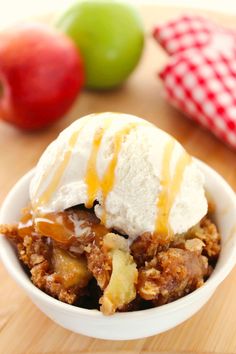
[0,205,221,315]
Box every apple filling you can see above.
[0,203,221,315]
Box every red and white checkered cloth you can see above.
[153,15,236,149]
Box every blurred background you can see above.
[0,0,236,28]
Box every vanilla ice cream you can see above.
[30,112,208,241]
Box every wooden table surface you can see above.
[1,5,236,354]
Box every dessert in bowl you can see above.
[0,112,236,340]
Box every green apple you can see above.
[55,0,144,89]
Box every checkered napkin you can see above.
[153,15,236,149]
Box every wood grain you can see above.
[0,5,236,354]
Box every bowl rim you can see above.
[0,159,236,320]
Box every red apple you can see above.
[0,23,84,130]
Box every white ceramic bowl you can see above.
[0,160,236,340]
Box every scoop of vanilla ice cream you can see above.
[30,112,207,241]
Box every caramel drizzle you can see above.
[100,123,138,223]
[155,139,175,235]
[85,118,112,208]
[34,125,85,209]
[85,122,139,222]
[155,139,192,236]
